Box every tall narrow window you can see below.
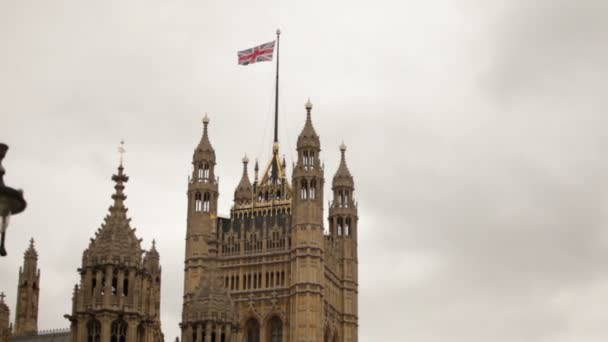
[195,192,202,212]
[338,191,343,207]
[198,162,204,180]
[203,163,210,180]
[268,316,283,342]
[345,218,351,236]
[87,319,101,342]
[111,276,118,295]
[123,274,129,296]
[344,191,349,208]
[137,324,145,342]
[301,180,308,200]
[337,217,344,236]
[203,192,210,212]
[111,319,127,342]
[310,179,316,199]
[245,319,260,342]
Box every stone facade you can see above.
[181,100,358,342]
[65,163,164,342]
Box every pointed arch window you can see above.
[301,180,308,200]
[123,274,129,296]
[203,192,210,212]
[195,192,202,212]
[345,218,351,236]
[337,190,343,207]
[268,316,283,342]
[310,179,317,199]
[111,319,127,342]
[245,319,260,342]
[137,324,145,342]
[203,163,210,181]
[87,319,101,342]
[197,162,204,180]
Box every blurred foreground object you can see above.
[0,143,27,256]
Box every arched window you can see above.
[337,191,343,207]
[87,319,101,342]
[123,274,129,296]
[344,191,349,208]
[268,316,283,342]
[137,324,145,342]
[203,163,210,180]
[345,218,351,236]
[310,151,315,166]
[301,180,308,200]
[303,151,309,166]
[337,217,343,236]
[310,179,316,199]
[203,192,210,212]
[195,192,202,212]
[111,319,127,342]
[245,319,260,342]
[91,277,97,296]
[111,276,118,295]
[197,162,204,180]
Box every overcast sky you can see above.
[1,0,608,341]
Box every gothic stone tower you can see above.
[0,293,10,342]
[14,239,40,336]
[66,162,164,342]
[180,100,359,342]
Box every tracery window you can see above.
[87,319,101,342]
[268,317,283,342]
[301,180,308,200]
[245,319,260,342]
[195,192,202,212]
[111,319,127,342]
[203,192,210,212]
[197,162,204,180]
[203,163,210,181]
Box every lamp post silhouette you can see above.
[0,143,27,256]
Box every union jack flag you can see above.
[238,41,275,65]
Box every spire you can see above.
[197,113,215,155]
[148,239,159,257]
[24,238,37,259]
[297,98,320,150]
[234,155,253,203]
[0,292,7,310]
[333,142,353,188]
[254,159,259,182]
[84,149,142,264]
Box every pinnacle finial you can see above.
[0,292,5,303]
[340,141,347,152]
[29,238,34,248]
[276,28,281,36]
[203,113,209,125]
[118,140,126,166]
[242,154,249,164]
[305,98,313,111]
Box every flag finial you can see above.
[118,140,126,166]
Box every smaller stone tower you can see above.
[14,238,40,336]
[0,292,10,342]
[328,143,359,342]
[66,160,164,342]
[290,99,326,341]
[183,114,219,297]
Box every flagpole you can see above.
[273,28,281,146]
